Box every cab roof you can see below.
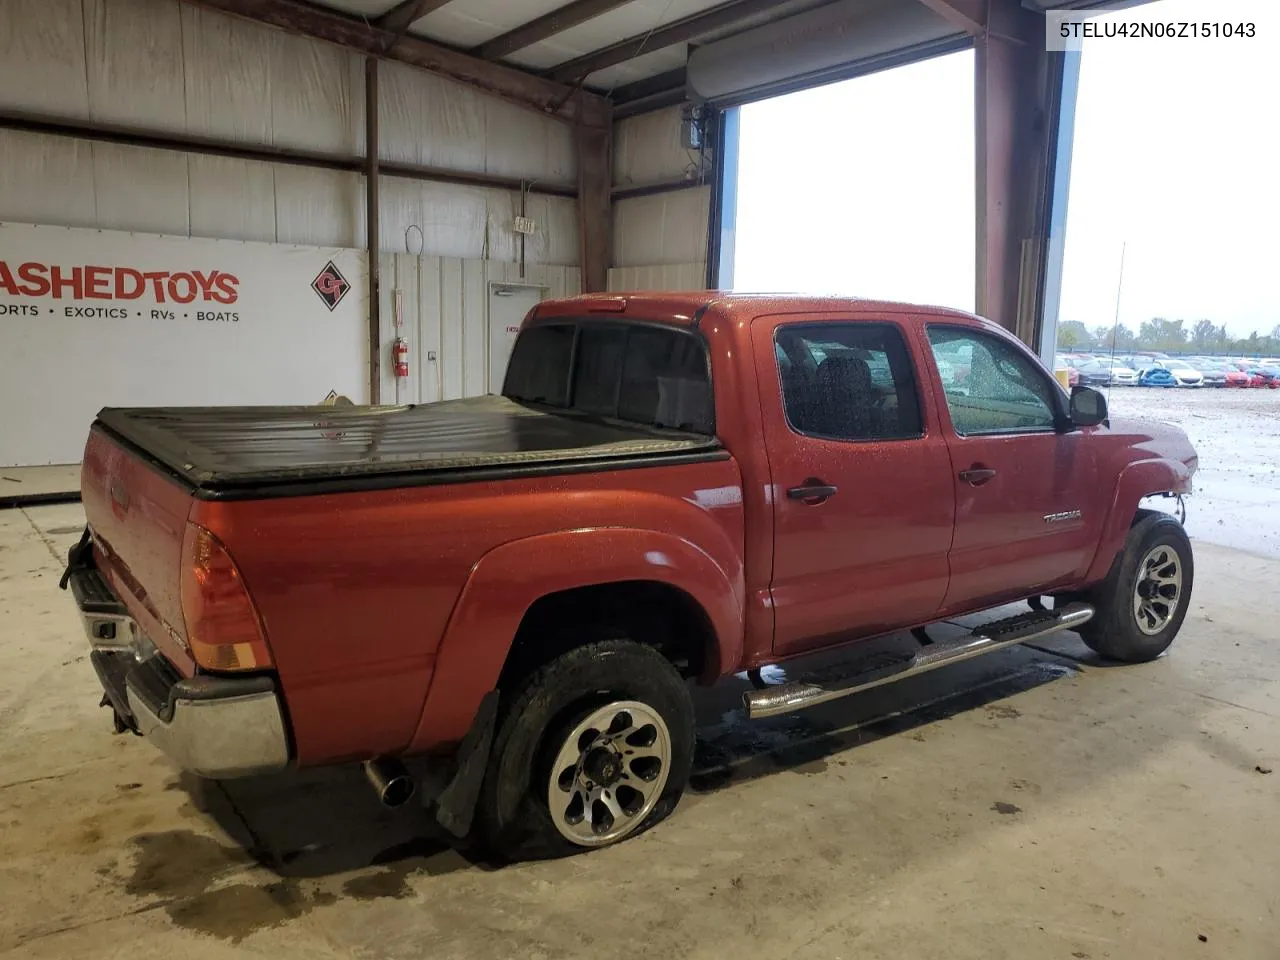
[533,292,988,328]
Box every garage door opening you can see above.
[726,50,976,311]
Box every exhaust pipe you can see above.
[363,756,416,808]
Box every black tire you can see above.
[1079,511,1193,663]
[474,640,695,861]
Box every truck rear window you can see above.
[504,321,714,434]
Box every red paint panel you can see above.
[81,427,196,676]
[410,521,745,751]
[192,457,743,766]
[747,311,956,654]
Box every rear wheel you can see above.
[1079,512,1193,663]
[474,639,694,860]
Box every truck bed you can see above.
[93,395,722,498]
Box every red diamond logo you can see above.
[311,261,350,311]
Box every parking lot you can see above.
[1106,386,1280,557]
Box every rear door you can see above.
[753,314,955,656]
[920,323,1098,612]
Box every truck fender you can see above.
[408,528,744,751]
[1082,458,1193,584]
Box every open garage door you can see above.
[686,0,970,108]
[719,49,976,310]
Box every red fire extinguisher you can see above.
[392,338,409,378]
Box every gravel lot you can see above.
[1106,386,1280,558]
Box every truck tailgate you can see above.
[81,425,196,675]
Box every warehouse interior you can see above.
[0,0,1093,475]
[2,0,1278,957]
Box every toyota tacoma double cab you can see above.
[63,293,1198,858]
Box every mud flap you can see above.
[434,691,498,839]
[59,527,93,590]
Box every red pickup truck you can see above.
[64,293,1197,858]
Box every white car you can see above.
[1091,359,1139,385]
[1108,363,1139,385]
[1152,359,1204,387]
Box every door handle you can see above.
[787,480,838,503]
[959,466,997,486]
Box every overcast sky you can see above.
[732,0,1280,338]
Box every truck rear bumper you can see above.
[71,567,290,778]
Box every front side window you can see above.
[927,327,1057,435]
[774,322,923,441]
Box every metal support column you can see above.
[1036,48,1082,364]
[365,56,381,404]
[575,98,614,293]
[975,0,1059,343]
[707,106,740,290]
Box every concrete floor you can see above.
[1,502,1277,959]
[0,466,81,505]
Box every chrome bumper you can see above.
[69,566,290,779]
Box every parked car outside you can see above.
[1138,367,1179,387]
[1088,357,1139,385]
[1073,359,1117,387]
[1109,362,1139,385]
[1149,359,1205,387]
[1191,360,1230,388]
[1246,364,1280,388]
[1218,364,1253,388]
[1227,362,1268,388]
[1054,355,1081,387]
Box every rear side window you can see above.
[619,327,713,433]
[502,324,573,406]
[504,321,713,434]
[774,323,923,441]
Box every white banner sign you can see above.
[0,223,368,466]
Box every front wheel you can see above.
[474,640,694,860]
[1079,512,1193,663]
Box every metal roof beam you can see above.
[375,0,454,38]
[547,0,790,83]
[180,0,611,128]
[475,0,638,60]
[611,67,687,118]
[911,0,986,35]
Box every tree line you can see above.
[1058,318,1280,356]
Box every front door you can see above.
[922,324,1098,612]
[755,315,956,657]
[488,284,544,394]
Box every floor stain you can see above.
[343,868,414,901]
[165,881,332,943]
[985,704,1022,720]
[125,830,249,900]
[340,840,474,900]
[991,801,1022,815]
[125,831,338,942]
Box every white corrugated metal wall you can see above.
[609,106,709,291]
[0,0,584,453]
[377,254,580,406]
[0,0,580,262]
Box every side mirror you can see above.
[1069,385,1108,427]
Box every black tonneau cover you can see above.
[95,395,722,496]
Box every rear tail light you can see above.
[180,523,273,671]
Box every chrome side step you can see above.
[743,603,1094,720]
